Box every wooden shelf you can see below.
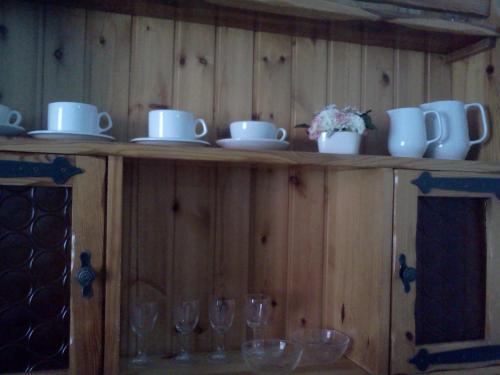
[120,353,368,374]
[38,0,497,55]
[0,138,499,173]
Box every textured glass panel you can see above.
[0,186,71,373]
[415,197,487,345]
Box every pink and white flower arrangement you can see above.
[297,105,375,140]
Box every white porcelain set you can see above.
[29,102,115,141]
[216,121,289,150]
[131,110,209,147]
[388,100,489,160]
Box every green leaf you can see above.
[361,112,376,130]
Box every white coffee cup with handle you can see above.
[148,110,207,139]
[48,102,112,134]
[229,121,287,141]
[387,107,444,158]
[0,104,22,126]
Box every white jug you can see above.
[420,100,489,160]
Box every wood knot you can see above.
[271,300,277,307]
[341,303,345,323]
[300,318,307,326]
[99,36,106,45]
[179,55,186,66]
[486,64,495,75]
[269,113,274,119]
[251,113,260,120]
[0,25,7,40]
[289,175,300,186]
[198,56,208,65]
[262,56,269,63]
[279,55,286,63]
[194,324,204,335]
[405,331,414,341]
[172,199,180,212]
[146,25,151,31]
[381,72,390,86]
[260,235,267,244]
[53,48,63,61]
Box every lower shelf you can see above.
[120,352,368,374]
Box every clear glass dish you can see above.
[241,339,303,374]
[290,328,350,365]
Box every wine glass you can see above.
[245,294,270,339]
[174,299,200,362]
[209,296,236,362]
[130,301,159,365]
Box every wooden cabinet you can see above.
[390,170,500,374]
[0,153,106,375]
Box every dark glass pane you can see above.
[415,197,487,345]
[0,186,71,373]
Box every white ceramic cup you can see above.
[387,107,443,158]
[0,104,22,126]
[420,100,489,160]
[229,121,287,141]
[48,102,112,134]
[148,110,207,139]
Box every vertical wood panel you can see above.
[173,163,216,352]
[426,53,452,101]
[214,26,253,139]
[173,21,215,142]
[287,167,325,336]
[324,169,393,375]
[362,46,395,155]
[328,41,362,108]
[136,160,175,355]
[252,31,292,340]
[0,0,43,131]
[85,11,131,141]
[42,5,86,125]
[129,16,175,139]
[291,37,327,151]
[395,49,426,107]
[214,165,251,348]
[482,44,500,161]
[213,26,253,349]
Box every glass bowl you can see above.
[241,339,303,374]
[290,329,350,365]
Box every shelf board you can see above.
[37,0,496,55]
[120,353,368,374]
[0,138,499,173]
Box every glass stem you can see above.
[180,333,189,354]
[215,332,225,353]
[137,335,146,358]
[252,327,263,340]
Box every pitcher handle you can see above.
[97,112,113,133]
[465,103,489,146]
[423,110,444,146]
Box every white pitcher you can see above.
[420,100,489,160]
[387,107,443,158]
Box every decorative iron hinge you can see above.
[0,156,83,184]
[399,254,416,293]
[412,171,500,199]
[410,346,500,371]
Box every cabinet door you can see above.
[0,154,106,375]
[391,170,500,374]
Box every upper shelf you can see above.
[39,0,498,55]
[0,139,499,173]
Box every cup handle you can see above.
[276,128,287,141]
[194,118,208,138]
[423,110,444,146]
[465,103,489,145]
[8,110,22,126]
[97,112,113,133]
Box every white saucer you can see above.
[130,137,210,147]
[0,124,26,136]
[28,130,115,142]
[216,138,289,151]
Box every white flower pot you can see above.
[317,131,361,154]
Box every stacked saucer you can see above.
[216,121,289,151]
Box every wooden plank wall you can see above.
[2,0,500,366]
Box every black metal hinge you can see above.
[0,157,83,184]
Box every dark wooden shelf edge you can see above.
[0,139,499,173]
[34,0,491,55]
